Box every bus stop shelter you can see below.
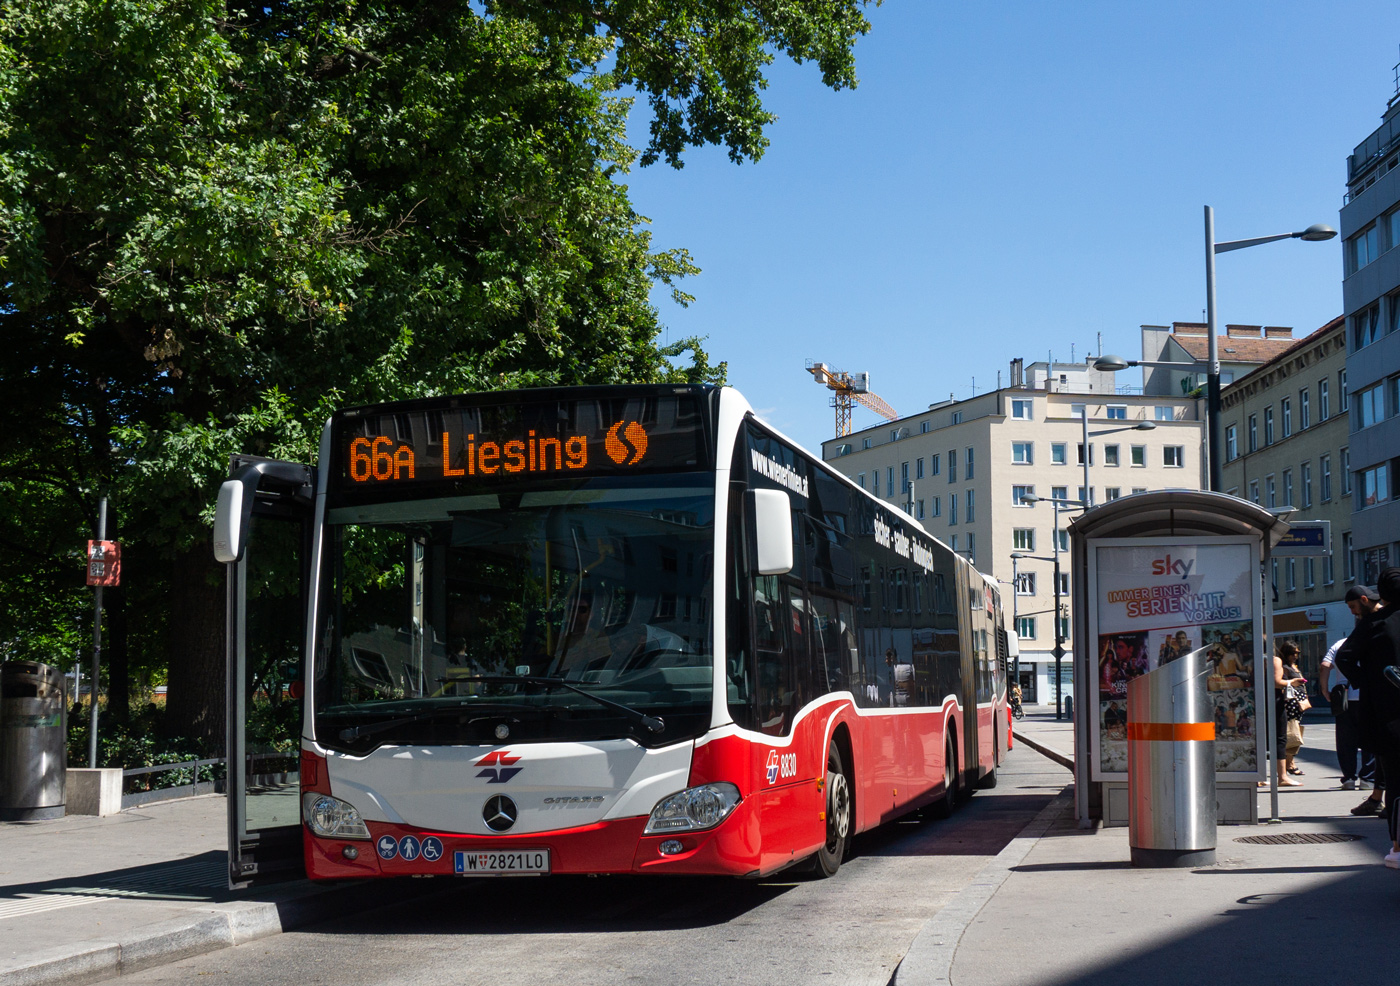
[1067,490,1291,827]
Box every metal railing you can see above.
[119,753,295,809]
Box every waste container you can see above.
[0,661,67,821]
[1126,646,1215,867]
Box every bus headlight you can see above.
[645,783,741,834]
[302,792,371,840]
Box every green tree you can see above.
[0,0,874,746]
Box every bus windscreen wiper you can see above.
[334,702,532,742]
[438,675,666,734]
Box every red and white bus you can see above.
[216,384,1009,883]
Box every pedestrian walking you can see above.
[1354,568,1400,867]
[1321,586,1380,790]
[1336,586,1388,816]
[1273,642,1306,788]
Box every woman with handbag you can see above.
[1273,641,1307,787]
[1280,641,1310,777]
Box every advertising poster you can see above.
[1091,540,1259,778]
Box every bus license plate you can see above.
[454,849,550,875]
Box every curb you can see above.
[892,788,1073,986]
[1012,730,1074,771]
[0,879,440,986]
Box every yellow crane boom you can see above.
[806,362,898,437]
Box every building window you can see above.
[1052,486,1068,501]
[1347,224,1378,275]
[1324,548,1334,586]
[1360,464,1390,507]
[873,470,879,495]
[1013,529,1035,551]
[901,461,910,494]
[1163,446,1184,467]
[1131,487,1147,495]
[1266,474,1276,508]
[917,499,925,519]
[1015,572,1036,595]
[1011,399,1033,420]
[1105,444,1120,466]
[920,421,931,434]
[1131,445,1146,467]
[1356,382,1386,429]
[1071,402,1086,418]
[862,437,872,449]
[950,535,957,553]
[1283,468,1293,506]
[1285,558,1297,592]
[965,447,975,480]
[1225,425,1238,461]
[1271,558,1279,593]
[1079,485,1092,506]
[1304,557,1315,589]
[858,473,866,489]
[966,533,975,562]
[966,489,975,523]
[1342,447,1351,494]
[1353,303,1382,349]
[951,411,963,425]
[1058,613,1070,640]
[1249,480,1260,503]
[916,457,925,480]
[1281,397,1292,438]
[887,467,894,498]
[1012,485,1035,506]
[1300,389,1310,430]
[1264,407,1275,445]
[931,453,941,476]
[1107,405,1127,420]
[1319,379,1330,420]
[1321,456,1332,501]
[1077,443,1093,466]
[1051,442,1067,465]
[948,450,956,483]
[1247,414,1258,452]
[1015,616,1036,640]
[1343,531,1355,581]
[1012,441,1033,464]
[1105,487,1122,501]
[1155,406,1174,421]
[930,495,941,517]
[1302,462,1312,508]
[949,493,958,524]
[1340,368,1349,412]
[891,429,900,443]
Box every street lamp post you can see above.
[1022,494,1086,720]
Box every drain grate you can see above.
[1235,833,1362,845]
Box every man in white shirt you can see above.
[1321,634,1374,789]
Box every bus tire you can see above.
[977,764,998,789]
[812,740,852,878]
[929,736,957,819]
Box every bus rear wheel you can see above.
[812,741,852,878]
[929,736,957,820]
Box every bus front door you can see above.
[215,456,314,889]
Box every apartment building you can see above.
[820,366,1202,706]
[1218,317,1351,671]
[1139,322,1300,397]
[1340,89,1400,584]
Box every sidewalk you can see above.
[902,711,1399,986]
[0,797,430,986]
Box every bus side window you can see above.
[754,574,790,735]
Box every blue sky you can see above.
[622,2,1400,453]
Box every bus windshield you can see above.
[314,476,715,750]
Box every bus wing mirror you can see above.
[213,478,246,563]
[749,489,793,575]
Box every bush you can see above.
[65,703,221,791]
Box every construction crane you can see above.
[806,361,898,437]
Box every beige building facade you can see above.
[1218,317,1352,681]
[821,368,1203,707]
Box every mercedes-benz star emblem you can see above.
[483,795,517,832]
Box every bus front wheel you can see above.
[811,741,852,878]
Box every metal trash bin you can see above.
[1126,646,1215,867]
[0,661,68,821]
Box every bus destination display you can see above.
[335,394,708,489]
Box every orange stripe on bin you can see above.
[1126,722,1215,742]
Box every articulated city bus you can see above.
[215,385,1009,884]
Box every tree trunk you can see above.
[164,546,225,752]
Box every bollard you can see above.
[1127,646,1216,867]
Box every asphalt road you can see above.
[117,746,1069,986]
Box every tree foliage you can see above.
[0,0,875,744]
